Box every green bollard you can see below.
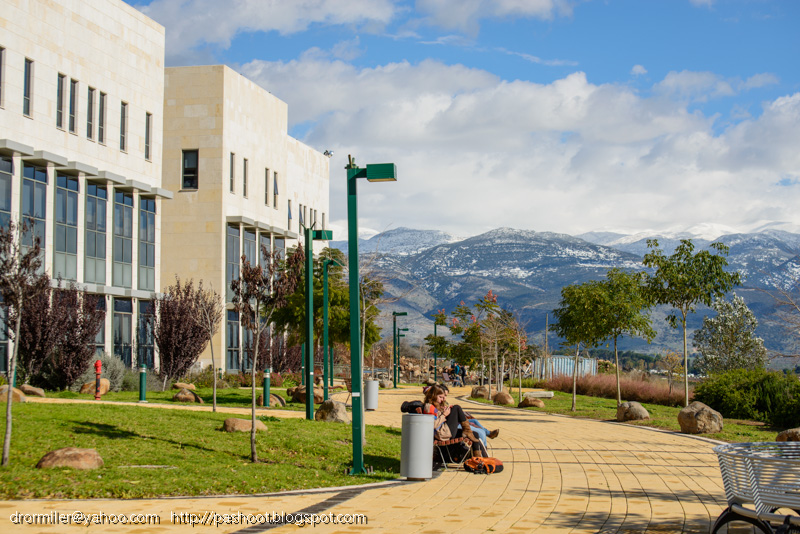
[138,363,147,403]
[263,368,271,408]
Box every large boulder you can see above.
[289,385,324,404]
[0,385,27,403]
[678,401,723,434]
[20,384,46,398]
[79,378,110,396]
[518,397,545,408]
[470,385,494,400]
[256,393,286,407]
[616,401,650,422]
[36,447,103,470]
[173,388,204,404]
[315,400,350,423]
[221,418,267,433]
[523,390,554,399]
[777,428,800,442]
[172,382,196,391]
[379,380,391,389]
[493,391,514,406]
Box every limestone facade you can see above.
[161,66,330,373]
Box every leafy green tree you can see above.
[550,281,608,411]
[599,269,655,405]
[643,239,741,406]
[693,294,767,376]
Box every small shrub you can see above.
[121,369,162,392]
[694,369,800,427]
[543,373,688,407]
[181,365,219,389]
[69,352,127,392]
[281,372,299,389]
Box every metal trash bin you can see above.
[364,379,379,411]
[400,413,434,480]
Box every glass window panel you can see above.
[66,256,77,280]
[97,200,106,231]
[22,179,32,216]
[86,231,96,257]
[86,197,96,229]
[54,254,65,278]
[56,188,65,223]
[67,191,77,226]
[123,239,132,263]
[97,233,105,257]
[66,226,77,254]
[55,225,66,252]
[35,182,46,218]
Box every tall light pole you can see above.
[304,225,333,420]
[391,311,407,388]
[395,327,408,387]
[346,155,397,475]
[322,256,342,401]
[433,322,438,382]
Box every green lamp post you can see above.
[346,155,397,475]
[391,311,407,388]
[322,256,342,401]
[304,225,333,420]
[434,322,438,382]
[395,327,408,387]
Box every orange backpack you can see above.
[463,456,504,474]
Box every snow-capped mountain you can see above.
[329,227,460,256]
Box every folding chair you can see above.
[434,436,473,470]
[343,377,353,407]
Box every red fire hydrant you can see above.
[94,359,102,401]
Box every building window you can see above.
[273,172,278,208]
[0,157,12,228]
[226,224,240,301]
[98,92,106,144]
[56,74,65,128]
[287,200,292,231]
[264,169,269,206]
[259,233,270,271]
[69,79,78,133]
[144,112,152,161]
[85,183,107,284]
[243,158,248,197]
[120,102,128,151]
[243,229,256,267]
[113,298,132,367]
[94,297,106,355]
[87,87,95,139]
[322,212,326,230]
[54,174,78,281]
[226,310,240,371]
[138,198,155,291]
[21,163,47,256]
[274,237,285,261]
[299,203,304,227]
[113,191,133,288]
[229,152,235,193]
[137,300,154,368]
[182,149,198,189]
[23,59,33,117]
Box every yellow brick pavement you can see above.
[0,385,749,533]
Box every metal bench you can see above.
[713,441,800,534]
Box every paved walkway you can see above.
[0,386,743,533]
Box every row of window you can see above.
[225,224,286,301]
[0,50,152,160]
[0,157,156,290]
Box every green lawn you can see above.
[0,403,399,499]
[47,386,329,411]
[470,390,781,443]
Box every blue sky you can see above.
[131,0,800,239]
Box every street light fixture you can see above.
[323,256,343,401]
[391,311,407,388]
[304,225,333,420]
[346,155,397,475]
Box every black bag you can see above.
[400,400,424,413]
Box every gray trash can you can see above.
[400,413,434,480]
[364,379,379,411]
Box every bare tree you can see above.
[231,245,302,463]
[0,221,48,466]
[152,277,210,391]
[195,283,223,411]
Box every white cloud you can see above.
[414,0,574,35]
[654,70,779,102]
[631,64,647,76]
[137,0,397,64]
[689,0,714,7]
[239,56,800,236]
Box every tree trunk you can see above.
[2,299,22,466]
[571,344,580,412]
[614,336,621,406]
[682,312,689,407]
[251,322,259,463]
[210,335,217,413]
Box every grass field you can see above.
[469,389,781,443]
[0,402,399,499]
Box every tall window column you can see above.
[21,163,47,258]
[113,191,133,288]
[113,298,132,367]
[138,198,155,291]
[54,173,78,280]
[85,183,107,284]
[137,300,154,368]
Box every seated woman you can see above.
[423,384,485,457]
[422,384,499,446]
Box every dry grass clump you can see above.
[544,372,690,407]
